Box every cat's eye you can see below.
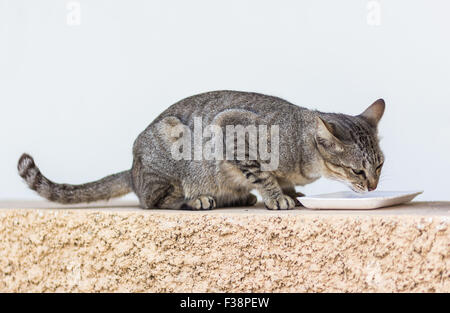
[352,168,366,178]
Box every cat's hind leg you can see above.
[138,182,217,210]
[132,158,186,209]
[180,195,217,210]
[134,169,217,210]
[218,192,257,207]
[135,178,185,209]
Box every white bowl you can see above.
[298,190,423,210]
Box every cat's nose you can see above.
[367,179,378,191]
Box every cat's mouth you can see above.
[350,183,368,193]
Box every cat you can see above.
[18,90,385,210]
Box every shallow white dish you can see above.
[297,190,423,210]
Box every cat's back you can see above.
[153,90,303,125]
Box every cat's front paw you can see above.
[284,191,305,206]
[264,195,296,210]
[181,196,216,210]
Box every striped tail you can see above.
[17,153,132,204]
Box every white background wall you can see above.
[1,0,449,201]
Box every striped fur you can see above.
[18,91,385,209]
[18,154,132,204]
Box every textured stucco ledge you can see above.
[0,200,449,293]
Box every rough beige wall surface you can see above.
[0,200,448,293]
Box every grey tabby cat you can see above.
[18,90,385,210]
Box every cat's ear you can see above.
[359,99,385,127]
[315,116,343,153]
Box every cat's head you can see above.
[315,99,385,193]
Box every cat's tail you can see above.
[17,153,133,204]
